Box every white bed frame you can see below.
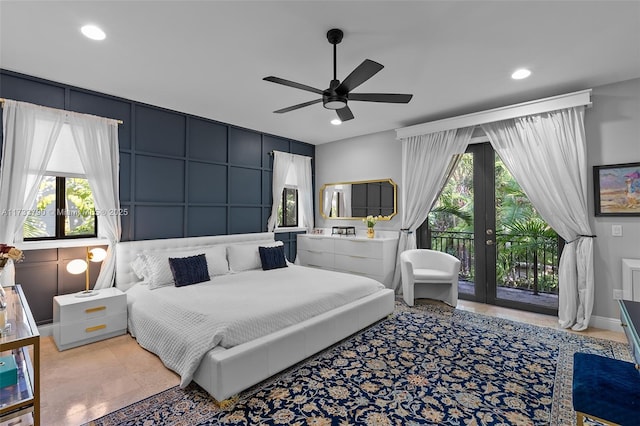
[115,232,395,401]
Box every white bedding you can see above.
[126,264,385,387]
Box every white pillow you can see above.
[227,240,283,273]
[143,246,231,289]
[202,245,229,277]
[130,254,149,281]
[145,253,181,289]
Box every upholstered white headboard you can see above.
[115,232,275,292]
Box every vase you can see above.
[367,227,375,239]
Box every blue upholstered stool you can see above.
[572,352,640,426]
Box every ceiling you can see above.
[1,1,639,145]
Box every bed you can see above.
[115,232,395,401]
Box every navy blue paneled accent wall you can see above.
[0,69,313,324]
[0,69,314,242]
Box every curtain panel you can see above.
[267,151,314,232]
[0,99,121,289]
[391,127,474,292]
[481,106,594,330]
[69,114,121,289]
[0,100,64,285]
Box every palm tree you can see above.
[500,217,558,295]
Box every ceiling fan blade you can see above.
[336,106,354,122]
[337,59,384,93]
[273,99,322,114]
[349,93,413,103]
[263,76,324,95]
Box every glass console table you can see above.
[0,284,40,425]
[619,299,640,367]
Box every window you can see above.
[24,176,97,240]
[278,187,298,228]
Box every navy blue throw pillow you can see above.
[258,245,288,271]
[168,254,210,287]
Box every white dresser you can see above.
[53,287,127,351]
[297,230,399,287]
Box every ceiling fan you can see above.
[263,28,413,122]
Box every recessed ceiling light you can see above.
[331,118,342,126]
[81,24,106,41]
[511,68,531,80]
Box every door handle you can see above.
[486,239,494,245]
[486,229,494,235]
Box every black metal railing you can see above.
[430,230,560,295]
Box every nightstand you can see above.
[53,287,127,351]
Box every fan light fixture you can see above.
[331,118,342,125]
[67,247,108,298]
[81,24,106,41]
[263,28,412,122]
[324,97,347,110]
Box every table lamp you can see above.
[67,247,107,298]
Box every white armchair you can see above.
[400,249,461,307]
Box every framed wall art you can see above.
[593,162,640,216]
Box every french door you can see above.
[419,142,559,315]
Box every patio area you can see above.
[458,281,559,310]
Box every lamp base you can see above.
[75,289,99,298]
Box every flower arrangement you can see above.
[0,244,24,269]
[362,215,382,228]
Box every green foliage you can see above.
[23,176,95,238]
[65,178,95,235]
[429,155,474,232]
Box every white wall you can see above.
[586,78,640,319]
[315,129,402,232]
[315,78,640,320]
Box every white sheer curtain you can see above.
[69,114,121,290]
[342,184,352,218]
[267,151,314,231]
[323,189,333,217]
[0,100,120,289]
[267,151,292,231]
[0,100,64,285]
[481,106,593,330]
[391,127,474,291]
[295,154,314,231]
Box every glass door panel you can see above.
[421,142,559,315]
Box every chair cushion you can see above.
[572,352,640,424]
[413,268,454,282]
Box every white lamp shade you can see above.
[89,247,107,262]
[67,259,88,275]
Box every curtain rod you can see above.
[395,89,592,140]
[267,150,312,159]
[0,98,124,125]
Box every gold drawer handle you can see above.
[86,324,106,333]
[85,306,106,314]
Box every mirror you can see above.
[320,179,397,220]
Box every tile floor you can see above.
[37,300,626,426]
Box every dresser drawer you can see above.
[335,254,383,275]
[57,293,126,323]
[298,249,334,269]
[334,239,383,259]
[57,314,127,346]
[297,236,334,252]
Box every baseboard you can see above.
[590,314,622,332]
[37,323,54,337]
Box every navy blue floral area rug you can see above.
[86,301,630,426]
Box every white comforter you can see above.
[126,265,385,387]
